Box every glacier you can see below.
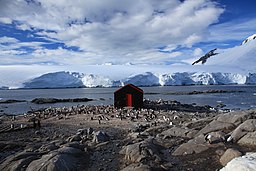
[20,71,255,88]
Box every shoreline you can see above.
[1,101,256,170]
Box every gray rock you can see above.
[184,117,213,130]
[26,146,87,171]
[63,142,87,151]
[172,141,209,156]
[58,146,84,156]
[39,143,59,152]
[160,126,198,139]
[220,148,242,166]
[172,134,224,156]
[120,138,162,163]
[0,143,88,171]
[238,131,256,146]
[68,134,82,142]
[121,164,152,171]
[196,120,235,136]
[120,143,145,162]
[77,128,86,135]
[231,119,256,142]
[92,131,109,143]
[0,151,40,171]
[217,111,251,126]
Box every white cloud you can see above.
[16,24,31,31]
[0,36,19,43]
[0,0,224,65]
[193,48,204,57]
[0,17,12,24]
[208,18,256,43]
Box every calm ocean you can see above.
[0,85,256,115]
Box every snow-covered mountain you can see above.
[21,71,254,88]
[1,35,256,89]
[23,71,84,88]
[242,34,256,45]
[205,35,256,71]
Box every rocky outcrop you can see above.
[159,126,198,139]
[237,131,256,146]
[196,111,252,137]
[220,148,242,166]
[230,119,256,142]
[120,138,162,163]
[31,97,93,104]
[172,135,210,156]
[121,164,152,171]
[216,111,252,126]
[26,146,87,171]
[0,142,88,171]
[92,131,110,143]
[0,151,41,171]
[196,120,235,136]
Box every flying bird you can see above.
[192,48,218,65]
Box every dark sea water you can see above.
[0,85,256,115]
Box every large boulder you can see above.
[92,131,110,143]
[183,117,213,130]
[220,153,256,171]
[120,138,162,163]
[121,164,152,171]
[160,126,198,139]
[68,134,82,142]
[220,148,242,166]
[26,146,87,171]
[39,143,59,152]
[237,131,256,147]
[196,120,235,136]
[172,135,209,156]
[216,111,251,126]
[0,151,41,171]
[230,119,256,142]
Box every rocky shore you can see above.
[0,100,256,171]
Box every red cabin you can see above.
[114,84,143,109]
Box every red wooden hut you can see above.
[114,84,143,109]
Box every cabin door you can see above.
[126,94,132,107]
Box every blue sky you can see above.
[0,0,255,66]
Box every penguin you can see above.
[205,134,213,144]
[226,136,233,143]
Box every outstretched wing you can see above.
[192,48,218,65]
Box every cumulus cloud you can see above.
[0,0,224,65]
[193,48,204,57]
